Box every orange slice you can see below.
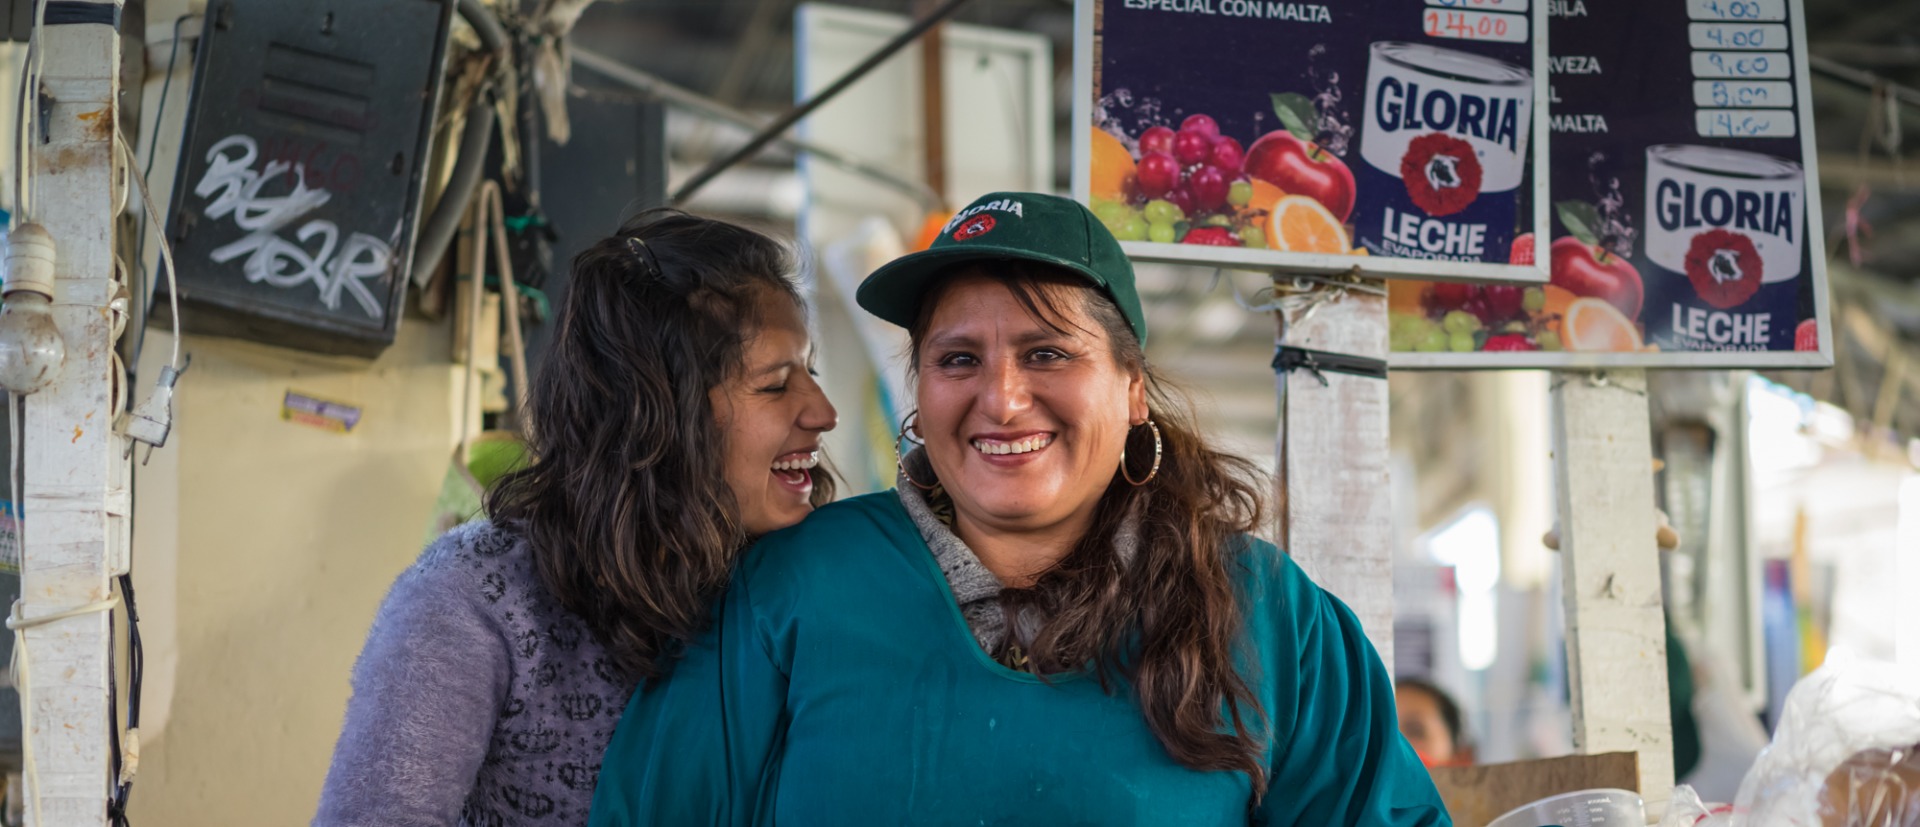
[1563,297,1642,352]
[1245,179,1286,220]
[1267,195,1350,254]
[1089,129,1136,203]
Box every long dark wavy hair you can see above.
[487,208,834,682]
[909,261,1273,797]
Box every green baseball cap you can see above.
[855,191,1148,345]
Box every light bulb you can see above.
[0,291,64,393]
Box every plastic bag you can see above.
[1731,661,1920,826]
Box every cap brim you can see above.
[854,244,1111,330]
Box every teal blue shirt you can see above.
[591,493,1450,826]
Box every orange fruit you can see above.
[1563,297,1642,352]
[1388,281,1425,315]
[1267,195,1350,254]
[1538,284,1579,335]
[1089,129,1136,203]
[1245,179,1285,218]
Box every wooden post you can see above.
[917,1,947,200]
[1273,275,1394,668]
[1550,369,1674,818]
[19,18,123,827]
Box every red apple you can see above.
[1549,235,1644,319]
[1136,152,1179,199]
[1244,130,1356,222]
[1139,125,1175,156]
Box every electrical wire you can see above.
[131,13,191,375]
[117,133,182,372]
[14,0,54,227]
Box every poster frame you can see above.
[1070,0,1554,286]
[1387,0,1832,370]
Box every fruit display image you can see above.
[1082,0,1542,274]
[1089,98,1360,256]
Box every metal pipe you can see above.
[572,47,944,212]
[1808,54,1920,109]
[410,0,509,287]
[667,0,974,206]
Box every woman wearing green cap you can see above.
[589,192,1448,826]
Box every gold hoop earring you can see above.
[895,412,937,491]
[1120,418,1162,487]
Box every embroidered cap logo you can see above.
[953,214,996,241]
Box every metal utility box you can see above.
[161,0,454,357]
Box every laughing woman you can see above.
[590,193,1447,826]
[314,210,837,827]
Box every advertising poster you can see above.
[1388,0,1832,368]
[1072,0,1549,283]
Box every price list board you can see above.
[1072,0,1550,284]
[1387,0,1830,369]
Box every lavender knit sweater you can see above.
[314,521,635,827]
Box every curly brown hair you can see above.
[908,261,1273,798]
[487,209,834,682]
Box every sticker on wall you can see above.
[283,391,363,434]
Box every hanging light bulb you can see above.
[0,223,64,394]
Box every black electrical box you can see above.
[161,0,453,357]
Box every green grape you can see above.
[1143,199,1183,225]
[1148,223,1177,244]
[1448,332,1476,352]
[1522,286,1546,314]
[1092,200,1128,224]
[1204,214,1233,227]
[1536,330,1563,351]
[1117,216,1150,242]
[1414,329,1447,352]
[1442,310,1481,336]
[1228,180,1253,208]
[1239,226,1266,248]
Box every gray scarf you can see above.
[893,447,1144,656]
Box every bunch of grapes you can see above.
[1093,114,1266,248]
[1391,282,1559,353]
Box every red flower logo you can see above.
[1683,228,1763,309]
[1400,133,1483,217]
[953,214,996,241]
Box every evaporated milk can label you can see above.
[1356,43,1533,262]
[1642,145,1804,351]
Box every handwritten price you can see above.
[1687,0,1785,21]
[1422,9,1527,43]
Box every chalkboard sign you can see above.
[162,0,454,357]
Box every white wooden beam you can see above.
[20,19,124,827]
[1274,278,1393,669]
[1550,369,1674,818]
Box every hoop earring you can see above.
[895,411,937,491]
[1119,418,1162,487]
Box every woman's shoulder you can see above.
[735,492,919,589]
[389,519,533,610]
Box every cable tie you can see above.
[1272,345,1389,387]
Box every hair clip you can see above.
[626,236,662,279]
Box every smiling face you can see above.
[709,291,839,536]
[912,270,1146,555]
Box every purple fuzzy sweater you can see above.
[314,521,635,827]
